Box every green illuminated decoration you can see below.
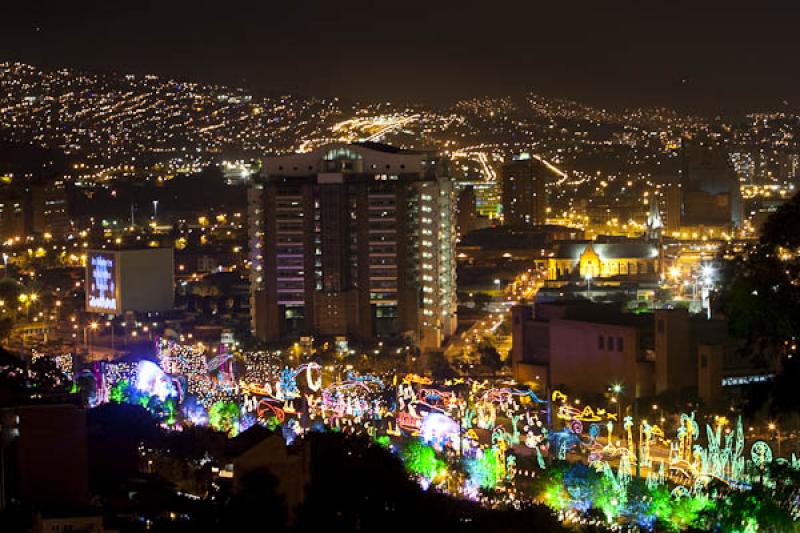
[402,440,446,480]
[467,447,502,489]
[209,400,240,436]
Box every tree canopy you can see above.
[717,191,800,414]
[718,191,800,348]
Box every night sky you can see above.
[2,0,799,112]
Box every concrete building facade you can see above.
[501,154,549,227]
[249,143,457,349]
[537,239,660,282]
[511,301,754,403]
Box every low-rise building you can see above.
[511,301,762,404]
[537,238,660,282]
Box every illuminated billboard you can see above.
[86,252,121,313]
[86,248,174,315]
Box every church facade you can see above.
[539,240,660,281]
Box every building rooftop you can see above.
[352,141,411,154]
[552,240,658,260]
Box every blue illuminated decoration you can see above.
[279,367,299,399]
[135,360,178,401]
[420,412,460,450]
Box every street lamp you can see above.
[701,264,714,284]
[18,293,36,321]
[609,383,624,434]
[105,320,116,351]
[84,321,99,356]
[701,264,714,319]
[585,272,593,300]
[768,422,781,457]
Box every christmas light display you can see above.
[32,350,74,379]
[420,412,460,451]
[135,360,179,402]
[70,342,800,531]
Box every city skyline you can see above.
[2,4,800,532]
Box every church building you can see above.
[539,240,660,281]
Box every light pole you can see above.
[701,264,714,320]
[769,422,781,457]
[84,321,98,356]
[106,320,115,352]
[586,273,593,300]
[19,293,36,322]
[610,383,623,436]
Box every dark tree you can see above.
[296,433,453,532]
[0,316,13,340]
[478,343,503,376]
[429,350,458,381]
[0,278,21,306]
[717,191,800,415]
[222,468,287,532]
[473,292,491,313]
[87,403,162,491]
[719,192,800,347]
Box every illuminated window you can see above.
[323,147,362,161]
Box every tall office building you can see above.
[501,154,548,227]
[456,185,477,237]
[30,178,70,236]
[663,182,682,234]
[681,141,743,228]
[458,180,501,220]
[249,143,457,349]
[0,193,25,241]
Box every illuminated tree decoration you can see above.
[110,379,131,404]
[278,367,299,399]
[374,435,391,448]
[209,400,240,436]
[466,447,502,490]
[751,440,773,468]
[536,446,546,470]
[402,440,446,481]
